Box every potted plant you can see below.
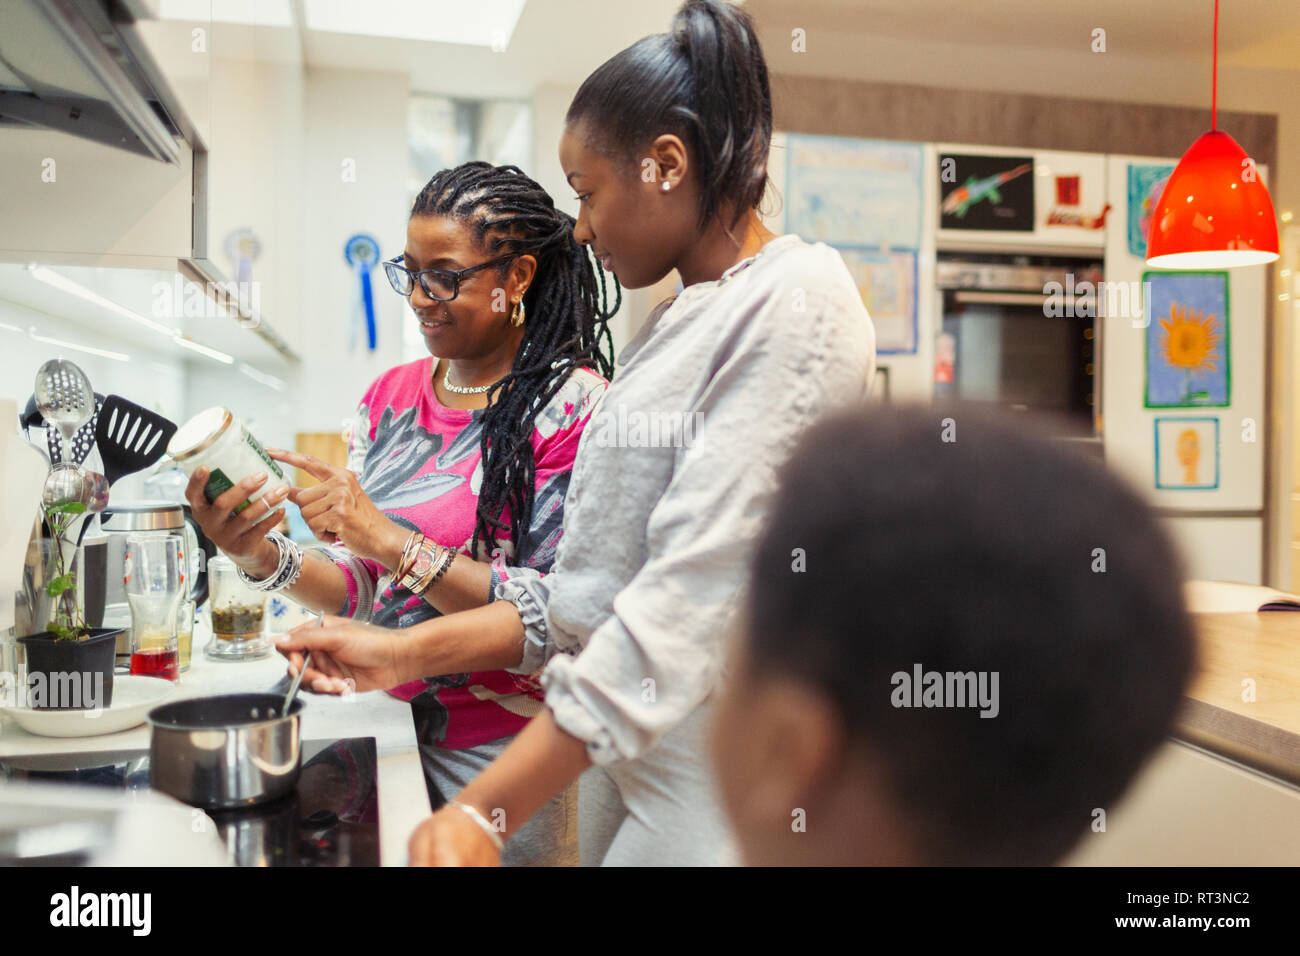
[17,499,118,710]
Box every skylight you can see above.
[302,0,527,48]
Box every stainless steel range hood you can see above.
[0,0,185,165]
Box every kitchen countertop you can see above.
[0,621,431,866]
[1180,580,1300,787]
[15,578,1292,865]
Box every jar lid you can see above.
[168,406,233,462]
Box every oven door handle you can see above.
[952,290,1097,308]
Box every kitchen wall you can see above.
[286,64,411,436]
[13,11,1294,586]
[0,301,185,421]
[0,296,185,501]
[1,60,666,462]
[757,28,1300,217]
[761,126,1272,584]
[187,57,411,449]
[751,16,1298,588]
[530,82,680,361]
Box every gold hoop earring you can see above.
[511,299,526,327]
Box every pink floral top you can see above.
[330,356,607,750]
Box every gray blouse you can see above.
[495,233,876,766]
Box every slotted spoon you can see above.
[33,360,94,466]
[46,392,103,466]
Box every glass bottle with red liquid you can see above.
[130,644,180,680]
[124,533,184,682]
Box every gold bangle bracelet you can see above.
[395,531,425,580]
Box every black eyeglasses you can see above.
[383,253,517,302]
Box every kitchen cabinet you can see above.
[1102,154,1269,583]
[1064,738,1300,865]
[1067,599,1300,865]
[0,130,194,267]
[0,1,206,267]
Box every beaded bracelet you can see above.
[427,544,456,589]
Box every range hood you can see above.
[0,0,186,165]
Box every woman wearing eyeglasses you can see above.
[276,0,874,867]
[184,161,619,866]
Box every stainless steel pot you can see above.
[147,693,304,809]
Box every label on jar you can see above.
[203,467,241,509]
[246,431,285,480]
[201,432,285,512]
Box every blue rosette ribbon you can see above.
[344,233,381,352]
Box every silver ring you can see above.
[253,490,279,522]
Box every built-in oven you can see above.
[935,251,1103,442]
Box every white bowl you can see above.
[0,676,178,737]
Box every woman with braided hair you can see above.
[184,160,618,866]
[279,0,875,867]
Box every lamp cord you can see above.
[1211,0,1219,131]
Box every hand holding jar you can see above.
[183,467,289,578]
[170,406,291,578]
[265,449,408,568]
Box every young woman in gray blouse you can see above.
[277,0,877,866]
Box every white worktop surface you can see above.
[0,621,431,866]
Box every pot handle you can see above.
[182,504,217,608]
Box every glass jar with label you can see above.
[167,407,288,513]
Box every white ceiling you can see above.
[745,0,1300,72]
[183,0,1300,91]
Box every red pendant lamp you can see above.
[1145,0,1280,268]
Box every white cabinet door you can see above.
[0,130,193,265]
[1066,740,1300,865]
[1101,155,1267,512]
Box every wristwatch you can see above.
[398,544,437,592]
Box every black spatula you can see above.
[95,395,178,487]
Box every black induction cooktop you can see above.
[0,737,380,866]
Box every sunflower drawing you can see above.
[1158,303,1221,404]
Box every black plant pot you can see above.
[17,628,120,710]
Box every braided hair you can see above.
[410,161,620,560]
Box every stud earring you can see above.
[662,181,671,192]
